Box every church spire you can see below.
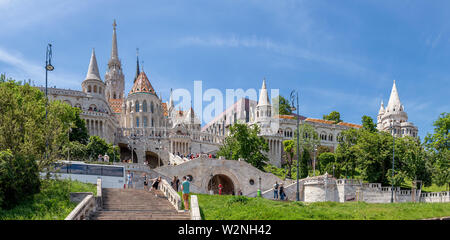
[111,19,118,60]
[134,48,140,83]
[169,88,174,109]
[85,49,101,81]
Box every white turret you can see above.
[82,49,106,99]
[376,80,418,137]
[85,49,101,81]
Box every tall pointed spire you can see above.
[257,77,270,106]
[85,49,101,81]
[111,19,118,60]
[169,88,174,109]
[378,100,385,114]
[134,48,140,83]
[386,80,402,112]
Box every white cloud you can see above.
[177,35,374,78]
[0,47,81,89]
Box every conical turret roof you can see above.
[386,80,402,112]
[257,78,270,106]
[378,100,385,114]
[85,49,101,81]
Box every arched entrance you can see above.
[118,143,137,163]
[208,174,235,195]
[145,151,162,169]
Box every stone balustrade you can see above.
[65,194,96,220]
[190,195,201,220]
[65,178,102,220]
[159,179,181,210]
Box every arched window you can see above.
[142,100,147,112]
[88,85,92,92]
[94,85,97,93]
[129,102,132,113]
[329,134,333,142]
[136,117,140,127]
[143,117,148,127]
[113,92,117,99]
[135,101,140,112]
[99,87,102,94]
[151,118,154,127]
[150,102,154,113]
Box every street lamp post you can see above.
[45,44,54,161]
[313,145,317,176]
[390,119,395,203]
[290,90,300,201]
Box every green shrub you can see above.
[226,196,249,206]
[0,150,41,209]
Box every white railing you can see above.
[159,179,181,210]
[65,194,96,220]
[190,195,201,220]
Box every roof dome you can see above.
[129,71,156,96]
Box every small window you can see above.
[249,179,255,185]
[187,175,193,182]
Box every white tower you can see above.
[376,80,418,137]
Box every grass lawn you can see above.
[0,179,96,220]
[189,193,450,220]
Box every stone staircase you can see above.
[89,188,190,220]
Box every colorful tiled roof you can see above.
[305,118,362,129]
[162,102,168,117]
[337,122,362,128]
[109,98,123,113]
[305,118,335,125]
[274,114,307,120]
[129,71,157,96]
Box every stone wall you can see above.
[155,157,289,196]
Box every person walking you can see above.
[126,171,132,189]
[181,176,190,211]
[273,181,279,200]
[171,176,177,191]
[279,183,285,201]
[175,176,180,192]
[218,183,223,195]
[143,173,149,191]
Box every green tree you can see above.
[323,111,342,124]
[217,123,269,170]
[69,107,89,144]
[362,115,377,132]
[294,123,320,178]
[272,95,292,115]
[335,128,358,179]
[318,152,336,174]
[0,80,82,170]
[282,140,295,178]
[0,150,40,209]
[425,112,450,190]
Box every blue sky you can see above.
[0,0,449,139]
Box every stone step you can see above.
[91,188,186,220]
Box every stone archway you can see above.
[207,174,235,195]
[145,151,162,169]
[118,143,137,163]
